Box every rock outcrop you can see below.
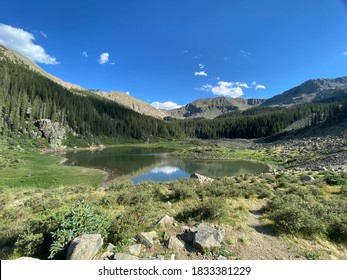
[190,173,214,183]
[34,119,66,148]
[66,234,103,260]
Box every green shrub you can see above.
[176,197,228,223]
[325,173,347,186]
[49,200,110,259]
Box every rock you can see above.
[170,254,175,260]
[193,223,225,251]
[34,119,66,148]
[167,236,185,250]
[301,175,315,182]
[114,253,139,260]
[156,215,177,228]
[156,255,165,260]
[125,244,142,256]
[66,234,103,260]
[100,251,114,260]
[106,243,115,252]
[190,173,214,183]
[16,257,40,260]
[216,255,227,260]
[137,231,158,248]
[180,226,197,243]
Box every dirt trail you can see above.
[229,204,295,260]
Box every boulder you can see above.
[180,226,197,243]
[114,253,139,260]
[66,234,103,260]
[100,251,114,260]
[106,243,115,252]
[125,244,142,256]
[301,175,315,182]
[156,215,177,228]
[193,223,225,252]
[167,236,185,250]
[137,231,158,248]
[190,173,214,183]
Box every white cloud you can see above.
[240,49,251,57]
[151,101,182,110]
[198,63,204,69]
[344,52,347,55]
[98,52,109,64]
[194,70,207,76]
[0,23,59,64]
[251,81,257,85]
[150,166,179,174]
[255,85,266,90]
[82,51,88,57]
[125,91,130,95]
[40,31,47,38]
[235,82,250,88]
[201,81,245,98]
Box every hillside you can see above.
[168,97,264,119]
[0,44,168,120]
[0,44,84,91]
[91,90,168,119]
[262,77,347,106]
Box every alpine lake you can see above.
[64,147,269,183]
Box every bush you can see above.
[176,197,228,223]
[265,194,327,237]
[49,200,110,259]
[325,173,347,186]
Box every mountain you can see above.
[0,44,167,120]
[167,97,265,119]
[0,44,83,91]
[262,77,347,106]
[90,90,168,119]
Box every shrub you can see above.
[176,197,228,223]
[49,200,110,259]
[325,173,347,186]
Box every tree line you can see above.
[0,55,346,144]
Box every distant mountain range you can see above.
[262,77,347,106]
[1,43,346,120]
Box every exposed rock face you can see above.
[34,119,66,148]
[167,97,265,119]
[193,223,225,251]
[66,234,103,260]
[190,173,214,183]
[262,76,347,106]
[137,231,158,248]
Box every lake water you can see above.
[64,147,269,183]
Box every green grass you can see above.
[172,145,285,167]
[0,148,104,188]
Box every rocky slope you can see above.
[262,77,347,106]
[91,90,168,119]
[168,97,265,119]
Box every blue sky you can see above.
[0,0,347,109]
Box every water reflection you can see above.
[64,147,269,183]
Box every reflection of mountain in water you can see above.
[64,147,269,183]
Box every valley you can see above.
[0,43,346,261]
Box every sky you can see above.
[0,0,347,110]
